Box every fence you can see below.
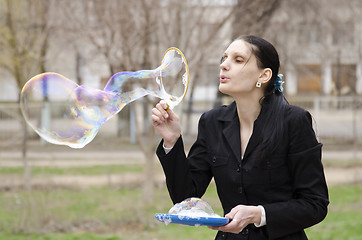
[288,96,362,143]
[0,96,361,151]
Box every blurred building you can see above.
[0,0,361,101]
[189,0,362,99]
[266,0,362,97]
[0,0,361,146]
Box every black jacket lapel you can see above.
[218,102,264,162]
[218,102,242,162]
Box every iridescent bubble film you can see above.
[168,197,221,218]
[20,48,189,148]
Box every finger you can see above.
[166,107,178,121]
[208,225,225,232]
[155,103,169,119]
[159,100,171,114]
[151,108,167,124]
[159,100,169,111]
[151,114,162,124]
[225,206,238,219]
[152,107,164,120]
[208,226,220,231]
[211,220,239,234]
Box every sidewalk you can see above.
[0,149,146,167]
[1,148,361,162]
[323,150,362,161]
[1,148,362,188]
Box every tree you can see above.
[233,0,281,38]
[0,0,54,189]
[54,0,239,203]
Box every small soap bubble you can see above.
[20,48,188,148]
[168,197,221,218]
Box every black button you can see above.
[212,157,216,163]
[238,187,243,194]
[236,168,240,172]
[241,228,249,235]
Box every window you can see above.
[297,64,322,94]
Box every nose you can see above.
[220,59,230,71]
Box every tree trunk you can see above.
[19,98,31,190]
[134,100,156,204]
[142,125,156,205]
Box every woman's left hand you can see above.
[209,205,261,234]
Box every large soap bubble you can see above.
[20,48,189,148]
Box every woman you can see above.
[151,35,329,240]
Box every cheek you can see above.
[234,74,255,89]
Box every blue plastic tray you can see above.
[155,213,229,227]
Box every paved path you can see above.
[325,167,362,186]
[0,149,361,188]
[0,173,166,189]
[1,149,361,162]
[1,167,361,189]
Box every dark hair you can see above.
[237,35,288,161]
[237,35,281,97]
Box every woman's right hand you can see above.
[151,100,181,148]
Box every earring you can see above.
[256,82,261,88]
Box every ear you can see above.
[258,68,272,84]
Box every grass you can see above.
[305,185,362,240]
[0,233,123,240]
[0,180,361,239]
[0,182,219,240]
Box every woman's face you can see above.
[219,39,263,97]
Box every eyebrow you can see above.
[223,51,249,59]
[221,51,252,67]
[233,51,248,57]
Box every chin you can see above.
[218,84,226,94]
[218,86,232,97]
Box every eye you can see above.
[220,56,226,64]
[235,57,244,63]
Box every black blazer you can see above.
[157,102,329,240]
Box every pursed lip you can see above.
[220,75,229,83]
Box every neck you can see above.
[234,92,263,127]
